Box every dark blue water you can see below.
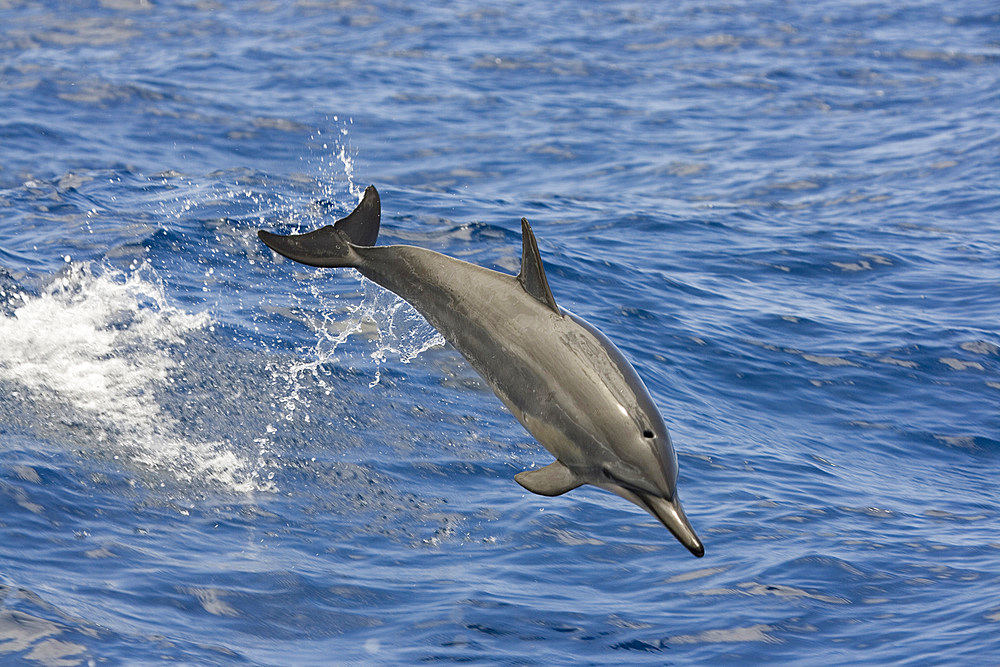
[2,1,998,664]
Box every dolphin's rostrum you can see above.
[259,186,704,557]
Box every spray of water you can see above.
[310,116,363,202]
[294,273,445,393]
[258,121,444,427]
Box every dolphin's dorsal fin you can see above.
[514,460,582,496]
[517,218,560,314]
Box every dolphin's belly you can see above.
[426,291,623,469]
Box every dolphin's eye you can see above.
[642,429,654,439]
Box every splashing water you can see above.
[310,117,363,203]
[264,125,445,421]
[315,275,445,390]
[308,124,446,386]
[0,262,273,493]
[271,271,445,428]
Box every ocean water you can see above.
[1,0,998,664]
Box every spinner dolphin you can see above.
[259,186,704,556]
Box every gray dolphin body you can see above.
[259,186,704,557]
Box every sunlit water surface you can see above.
[1,1,998,664]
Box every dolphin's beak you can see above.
[635,491,705,557]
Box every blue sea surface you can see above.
[1,1,998,664]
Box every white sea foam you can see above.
[0,262,271,493]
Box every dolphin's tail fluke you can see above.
[258,185,380,267]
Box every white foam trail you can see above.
[0,262,272,493]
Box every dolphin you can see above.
[259,186,704,557]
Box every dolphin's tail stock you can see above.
[258,185,381,267]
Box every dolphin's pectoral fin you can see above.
[514,461,582,496]
[517,218,560,314]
